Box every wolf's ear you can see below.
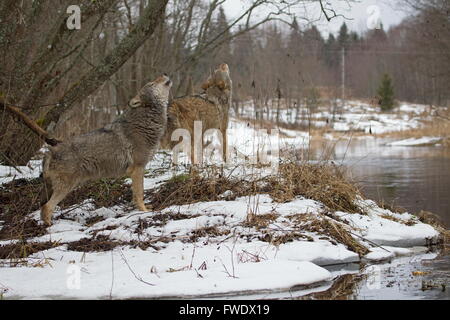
[129,95,142,108]
[201,77,213,91]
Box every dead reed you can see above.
[0,240,59,259]
[146,167,262,210]
[267,162,362,213]
[0,177,131,240]
[146,161,363,215]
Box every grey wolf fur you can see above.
[40,75,172,225]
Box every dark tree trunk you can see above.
[0,112,43,165]
[0,0,169,166]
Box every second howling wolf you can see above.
[161,63,232,160]
[40,75,172,226]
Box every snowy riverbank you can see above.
[0,154,441,299]
[1,105,447,299]
[237,99,438,135]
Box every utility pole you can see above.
[332,47,345,125]
[341,46,345,107]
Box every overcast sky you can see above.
[223,0,410,37]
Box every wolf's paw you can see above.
[40,206,53,226]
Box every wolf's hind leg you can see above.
[40,177,53,207]
[40,180,77,226]
[130,166,147,212]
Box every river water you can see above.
[208,137,449,300]
[311,137,450,227]
[306,136,450,300]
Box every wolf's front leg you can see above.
[130,166,147,211]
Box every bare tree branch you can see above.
[43,0,169,128]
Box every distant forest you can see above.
[214,8,450,110]
[1,0,448,165]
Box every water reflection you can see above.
[299,251,449,300]
[353,252,449,300]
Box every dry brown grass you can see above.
[287,213,369,256]
[268,162,362,213]
[66,235,160,252]
[259,232,314,246]
[0,178,48,241]
[147,161,362,215]
[0,177,134,264]
[379,213,416,226]
[135,212,199,233]
[416,210,450,244]
[189,226,230,242]
[146,167,261,210]
[0,177,132,241]
[376,201,407,214]
[0,240,59,259]
[244,212,279,229]
[66,235,125,252]
[307,218,369,256]
[0,160,368,258]
[1,162,362,224]
[62,178,132,209]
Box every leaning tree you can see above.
[0,0,349,166]
[0,0,169,165]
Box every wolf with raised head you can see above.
[40,75,172,225]
[161,63,232,161]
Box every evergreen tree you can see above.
[337,22,349,49]
[197,6,232,80]
[214,6,232,63]
[232,26,256,94]
[377,73,395,111]
[287,17,302,56]
[349,31,360,46]
[265,24,284,53]
[303,25,324,55]
[323,34,338,68]
[366,22,388,44]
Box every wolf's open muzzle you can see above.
[155,74,172,87]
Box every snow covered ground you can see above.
[0,154,441,299]
[0,101,445,299]
[0,160,42,185]
[0,192,440,299]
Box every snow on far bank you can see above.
[237,99,431,135]
[386,136,443,147]
[226,118,309,158]
[398,103,429,115]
